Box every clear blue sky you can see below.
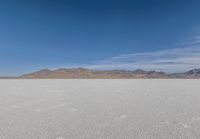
[1,0,200,75]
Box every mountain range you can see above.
[12,68,200,79]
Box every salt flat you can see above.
[0,79,200,139]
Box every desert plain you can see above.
[0,79,200,139]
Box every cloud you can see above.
[84,34,200,73]
[175,35,200,46]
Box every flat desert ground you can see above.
[0,79,200,139]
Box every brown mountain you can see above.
[20,68,169,79]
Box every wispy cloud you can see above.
[85,33,200,73]
[175,35,200,46]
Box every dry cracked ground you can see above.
[0,79,200,139]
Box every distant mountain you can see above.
[0,68,196,79]
[184,69,200,76]
[20,68,169,79]
[174,69,200,78]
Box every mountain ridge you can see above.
[16,68,200,79]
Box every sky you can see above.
[1,0,200,75]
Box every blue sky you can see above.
[1,0,200,75]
